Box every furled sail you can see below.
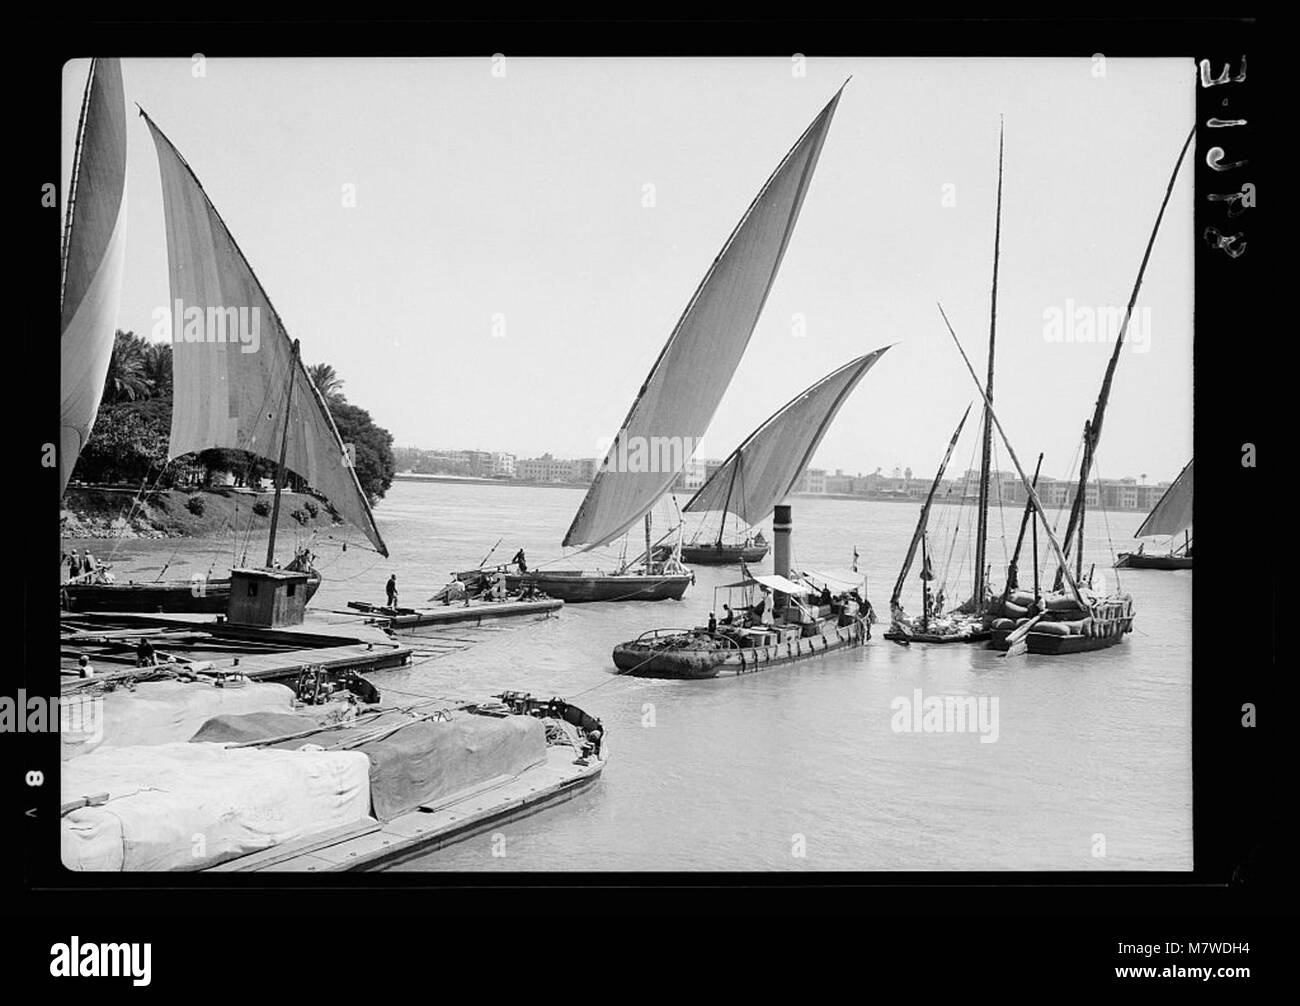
[562,86,845,551]
[60,58,127,494]
[684,348,890,526]
[143,113,388,557]
[1135,459,1192,538]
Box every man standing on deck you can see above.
[386,574,399,608]
[136,637,156,668]
[707,612,717,634]
[512,549,528,574]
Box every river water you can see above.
[72,479,1192,872]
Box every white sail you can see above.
[143,114,388,557]
[1135,459,1192,538]
[60,58,127,494]
[684,348,889,526]
[562,87,845,550]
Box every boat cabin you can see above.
[226,567,309,628]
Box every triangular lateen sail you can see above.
[143,113,389,557]
[684,347,890,526]
[562,85,846,551]
[1135,459,1193,538]
[60,58,127,494]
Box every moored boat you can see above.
[888,122,1008,644]
[1115,459,1193,570]
[62,108,392,616]
[64,548,321,614]
[612,503,870,678]
[505,569,690,603]
[945,125,1195,657]
[679,540,769,565]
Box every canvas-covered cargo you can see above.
[189,707,549,822]
[190,710,319,745]
[61,742,372,871]
[354,715,547,821]
[62,680,295,760]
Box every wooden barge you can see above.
[347,597,563,630]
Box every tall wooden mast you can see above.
[265,339,300,568]
[973,118,1004,613]
[1054,123,1196,590]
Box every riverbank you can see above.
[61,486,343,540]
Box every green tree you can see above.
[73,397,170,484]
[141,341,173,399]
[307,362,346,405]
[103,330,152,403]
[330,401,395,505]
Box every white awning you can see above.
[751,573,810,595]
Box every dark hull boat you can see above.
[884,622,990,645]
[679,542,769,565]
[64,571,322,614]
[505,570,690,603]
[954,127,1195,658]
[613,616,866,679]
[1114,551,1191,570]
[612,504,869,678]
[62,110,392,621]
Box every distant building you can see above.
[672,458,707,492]
[514,454,597,483]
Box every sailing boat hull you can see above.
[680,543,769,565]
[505,571,691,603]
[1114,552,1191,570]
[1023,595,1134,654]
[62,572,322,614]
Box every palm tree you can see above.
[141,341,173,399]
[307,362,345,405]
[103,330,151,402]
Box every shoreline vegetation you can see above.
[61,486,343,540]
[64,333,396,544]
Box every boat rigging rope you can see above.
[1089,447,1123,592]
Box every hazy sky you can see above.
[64,56,1194,484]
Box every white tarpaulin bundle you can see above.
[61,742,372,871]
[60,58,127,494]
[61,680,296,760]
[563,88,844,550]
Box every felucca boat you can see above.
[64,104,389,612]
[1115,459,1192,569]
[488,85,847,603]
[60,58,127,497]
[886,121,1008,644]
[951,126,1195,655]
